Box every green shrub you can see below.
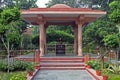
[0,61,7,71]
[104,62,111,68]
[108,64,120,74]
[0,60,32,72]
[92,61,101,70]
[86,60,101,70]
[86,60,94,66]
[109,74,120,80]
[102,69,111,75]
[10,72,27,80]
[26,63,34,72]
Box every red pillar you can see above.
[74,25,78,55]
[78,23,83,56]
[77,15,85,56]
[44,25,47,54]
[39,23,45,56]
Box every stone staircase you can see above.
[39,57,85,70]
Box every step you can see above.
[40,67,86,70]
[40,63,85,67]
[40,59,84,62]
[40,57,84,63]
[40,57,84,60]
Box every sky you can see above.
[36,0,50,8]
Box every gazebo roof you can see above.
[21,4,106,25]
[50,4,71,8]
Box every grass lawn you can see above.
[109,74,120,80]
[0,71,27,80]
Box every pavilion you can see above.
[21,4,106,56]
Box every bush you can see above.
[0,60,32,72]
[10,72,27,80]
[109,74,120,80]
[86,60,94,66]
[26,63,34,72]
[86,60,101,70]
[0,61,8,71]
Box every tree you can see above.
[0,7,21,72]
[109,0,120,60]
[13,0,38,9]
[83,20,118,48]
[103,34,119,49]
[0,0,38,10]
[46,0,113,11]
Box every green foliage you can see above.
[83,20,118,47]
[86,60,101,70]
[32,29,74,46]
[0,71,27,80]
[0,0,38,9]
[103,34,119,48]
[0,7,21,24]
[86,60,94,66]
[0,61,7,71]
[91,60,101,70]
[46,0,112,11]
[47,29,74,44]
[14,0,38,9]
[104,62,111,68]
[108,64,120,74]
[26,63,34,72]
[0,7,21,49]
[102,69,111,75]
[10,72,26,80]
[109,1,120,24]
[0,60,32,72]
[32,35,39,46]
[109,74,120,80]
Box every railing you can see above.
[46,44,74,56]
[0,50,35,63]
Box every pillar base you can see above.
[78,53,83,56]
[40,53,44,56]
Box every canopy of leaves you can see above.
[109,1,120,24]
[13,0,38,9]
[46,0,113,11]
[83,20,118,47]
[0,0,38,10]
[0,7,21,49]
[103,34,119,48]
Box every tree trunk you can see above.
[116,24,120,60]
[7,40,10,73]
[118,49,120,60]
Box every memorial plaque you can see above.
[56,44,65,56]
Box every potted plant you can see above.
[95,65,101,76]
[26,64,34,76]
[86,60,93,68]
[102,69,110,80]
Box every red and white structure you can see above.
[21,4,106,56]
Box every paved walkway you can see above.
[33,70,95,80]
